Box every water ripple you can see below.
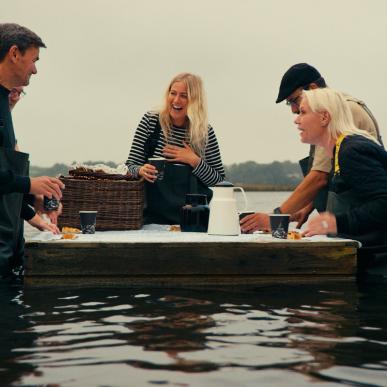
[1,283,386,386]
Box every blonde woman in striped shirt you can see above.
[126,73,225,224]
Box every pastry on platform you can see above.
[287,231,302,240]
[62,233,78,240]
[62,226,81,234]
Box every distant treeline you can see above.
[30,160,302,191]
[224,160,302,189]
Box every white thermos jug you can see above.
[208,181,248,236]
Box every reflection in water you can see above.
[0,284,37,387]
[0,282,387,386]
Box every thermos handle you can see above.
[233,187,248,212]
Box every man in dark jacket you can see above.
[0,23,64,278]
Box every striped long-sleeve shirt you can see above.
[126,111,225,186]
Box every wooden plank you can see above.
[25,241,357,288]
[24,274,355,289]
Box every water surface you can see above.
[1,281,387,386]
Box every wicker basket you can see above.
[58,175,144,230]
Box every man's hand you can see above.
[9,87,24,111]
[29,176,64,199]
[28,214,60,234]
[33,195,62,225]
[32,194,44,212]
[163,142,200,168]
[240,212,270,233]
[46,202,63,225]
[290,202,314,228]
[303,212,337,237]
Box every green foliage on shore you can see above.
[30,163,69,178]
[30,160,303,190]
[224,160,302,187]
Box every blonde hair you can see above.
[303,88,379,144]
[159,73,208,155]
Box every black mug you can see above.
[270,214,290,239]
[43,196,60,211]
[79,211,97,234]
[180,194,209,232]
[239,211,255,234]
[148,157,166,181]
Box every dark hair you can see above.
[0,23,46,61]
[305,76,327,89]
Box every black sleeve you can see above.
[0,169,30,194]
[335,141,387,235]
[24,193,35,206]
[20,200,35,221]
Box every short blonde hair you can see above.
[159,73,208,155]
[303,88,378,144]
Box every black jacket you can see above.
[333,135,387,236]
[0,85,34,220]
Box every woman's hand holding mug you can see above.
[139,164,158,183]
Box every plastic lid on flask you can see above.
[212,181,234,187]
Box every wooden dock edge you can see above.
[24,274,356,289]
[24,241,358,288]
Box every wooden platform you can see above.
[24,231,358,288]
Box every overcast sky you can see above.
[4,0,387,167]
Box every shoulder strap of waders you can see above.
[334,134,347,175]
[144,116,162,160]
[346,96,384,147]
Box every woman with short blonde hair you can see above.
[296,88,387,247]
[303,88,378,146]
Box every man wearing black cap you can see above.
[240,63,381,233]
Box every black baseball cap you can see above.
[276,63,322,103]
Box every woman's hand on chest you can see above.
[163,142,201,168]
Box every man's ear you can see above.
[8,45,20,63]
[309,83,318,90]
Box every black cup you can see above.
[180,194,209,232]
[148,157,166,181]
[239,211,255,221]
[269,214,290,239]
[239,211,255,234]
[43,196,60,211]
[79,211,97,234]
